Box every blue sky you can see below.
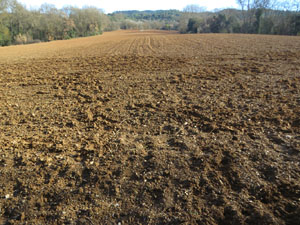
[19,0,239,13]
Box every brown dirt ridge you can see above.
[0,30,299,224]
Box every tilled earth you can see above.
[0,30,299,224]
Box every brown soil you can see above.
[0,30,299,224]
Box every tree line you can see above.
[0,0,299,46]
[181,1,300,35]
[0,0,106,46]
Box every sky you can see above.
[18,0,239,13]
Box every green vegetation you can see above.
[0,0,105,46]
[0,0,299,46]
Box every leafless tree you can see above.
[183,4,207,14]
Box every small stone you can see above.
[79,187,84,193]
[86,108,93,121]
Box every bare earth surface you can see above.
[0,30,300,224]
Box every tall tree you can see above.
[38,4,64,41]
[236,0,272,33]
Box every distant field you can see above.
[0,30,299,224]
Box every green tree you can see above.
[187,18,201,33]
[39,4,64,41]
[258,16,274,34]
[210,14,228,33]
[69,6,104,37]
[0,23,10,45]
[8,0,33,43]
[254,8,264,33]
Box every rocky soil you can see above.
[0,30,299,224]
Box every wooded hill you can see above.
[111,10,181,21]
[110,7,300,35]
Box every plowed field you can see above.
[0,30,300,224]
